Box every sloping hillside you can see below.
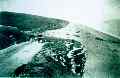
[42,23,120,78]
[0,11,69,31]
[0,12,120,78]
[0,11,69,49]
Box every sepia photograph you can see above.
[0,0,120,78]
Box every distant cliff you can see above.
[104,19,120,38]
[0,11,69,49]
[0,11,69,31]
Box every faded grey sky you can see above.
[1,0,120,38]
[0,0,104,29]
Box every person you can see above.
[37,33,44,43]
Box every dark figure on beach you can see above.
[37,33,45,43]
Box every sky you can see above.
[1,0,120,38]
[0,0,105,30]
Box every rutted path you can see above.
[0,41,44,76]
